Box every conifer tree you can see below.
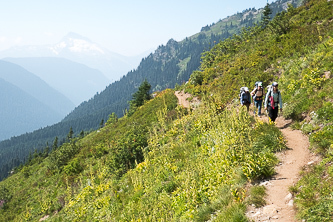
[67,127,74,141]
[52,137,58,150]
[107,112,118,125]
[261,3,272,28]
[43,142,50,157]
[128,79,152,116]
[132,79,152,107]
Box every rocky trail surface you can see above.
[247,117,320,222]
[174,91,320,222]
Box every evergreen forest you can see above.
[1,0,333,221]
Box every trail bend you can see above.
[174,91,320,221]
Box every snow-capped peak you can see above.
[49,32,105,55]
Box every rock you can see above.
[260,181,272,186]
[287,199,294,207]
[39,215,49,221]
[324,71,331,79]
[263,205,278,214]
[285,193,293,202]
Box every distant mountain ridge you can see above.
[0,60,75,116]
[3,57,111,105]
[0,32,147,82]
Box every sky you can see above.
[0,0,273,57]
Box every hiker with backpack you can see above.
[264,82,282,122]
[240,87,251,112]
[251,81,265,117]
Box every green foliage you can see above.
[261,3,272,28]
[246,185,267,208]
[94,106,283,221]
[53,136,58,150]
[310,125,333,154]
[132,79,152,107]
[21,165,31,178]
[186,1,333,220]
[251,121,286,153]
[67,127,74,142]
[89,143,109,159]
[105,112,118,125]
[190,70,204,86]
[0,185,12,209]
[291,155,333,222]
[106,127,148,178]
[48,141,80,172]
[317,102,333,121]
[63,158,83,176]
[128,79,152,116]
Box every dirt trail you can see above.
[175,91,200,109]
[246,116,320,222]
[174,91,319,222]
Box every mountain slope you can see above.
[0,60,75,116]
[0,0,301,182]
[63,0,302,123]
[0,78,64,141]
[1,0,333,221]
[3,57,110,105]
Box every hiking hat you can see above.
[244,87,249,91]
[272,82,278,87]
[258,82,262,87]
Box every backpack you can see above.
[267,87,280,109]
[239,86,245,97]
[253,82,263,100]
[243,92,250,102]
[255,81,262,88]
[239,87,250,104]
[267,85,273,92]
[239,87,246,99]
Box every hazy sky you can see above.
[0,0,273,56]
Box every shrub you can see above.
[246,185,266,208]
[310,125,333,153]
[48,141,80,172]
[190,70,204,85]
[0,185,11,209]
[317,102,333,121]
[63,158,83,176]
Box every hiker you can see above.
[251,81,265,117]
[240,87,251,112]
[264,82,282,122]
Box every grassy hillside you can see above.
[0,90,285,221]
[0,0,298,182]
[185,0,333,220]
[0,0,332,221]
